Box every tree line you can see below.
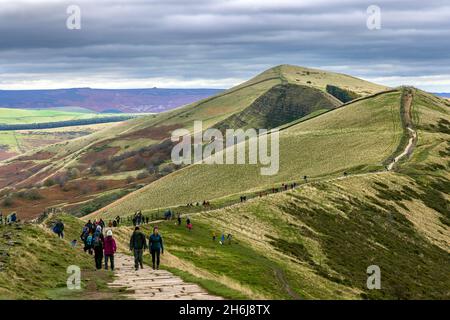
[0,115,137,131]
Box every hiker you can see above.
[146,216,149,224]
[227,233,233,245]
[104,229,117,271]
[7,212,17,224]
[99,219,106,229]
[303,175,308,183]
[115,216,121,226]
[112,219,117,227]
[84,231,94,255]
[70,239,77,248]
[93,226,105,270]
[177,213,182,226]
[220,234,225,245]
[86,220,93,232]
[80,224,89,241]
[212,231,216,242]
[53,220,65,238]
[187,222,193,231]
[129,226,147,271]
[148,227,164,270]
[0,211,3,225]
[164,209,172,220]
[186,217,191,226]
[343,171,348,177]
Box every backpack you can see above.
[93,234,102,248]
[86,235,93,246]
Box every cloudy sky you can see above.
[0,0,449,91]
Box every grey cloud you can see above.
[0,0,449,90]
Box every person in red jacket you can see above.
[104,229,117,271]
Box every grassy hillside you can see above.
[0,65,388,221]
[95,89,404,219]
[90,88,449,300]
[0,214,123,299]
[215,83,341,131]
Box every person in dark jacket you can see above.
[129,226,147,271]
[148,227,164,270]
[53,220,65,238]
[93,226,105,269]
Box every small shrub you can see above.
[96,182,107,191]
[137,172,149,180]
[17,189,43,200]
[43,178,55,187]
[2,196,14,207]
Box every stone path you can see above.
[108,253,223,300]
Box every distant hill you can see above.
[0,88,223,113]
[434,92,450,98]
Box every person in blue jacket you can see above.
[148,227,164,270]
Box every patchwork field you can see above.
[0,107,140,161]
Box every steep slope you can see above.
[93,89,404,218]
[215,83,340,131]
[0,214,121,299]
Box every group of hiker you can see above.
[212,231,233,245]
[186,200,210,207]
[129,226,164,270]
[0,211,17,225]
[130,211,150,226]
[175,213,192,231]
[80,220,117,270]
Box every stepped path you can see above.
[108,253,223,300]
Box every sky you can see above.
[0,0,449,91]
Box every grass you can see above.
[0,214,123,299]
[84,87,449,300]
[98,90,403,218]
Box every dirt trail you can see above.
[387,89,417,171]
[108,253,223,300]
